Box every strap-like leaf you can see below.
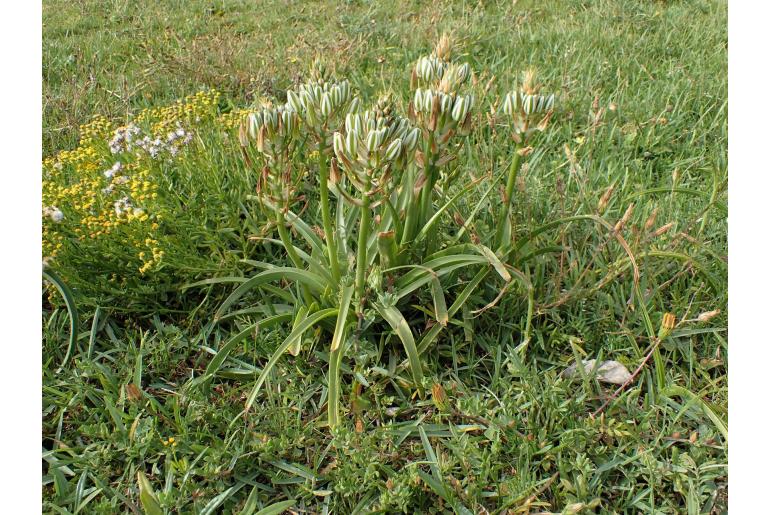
[250,500,296,515]
[330,284,355,352]
[284,209,325,256]
[287,307,309,356]
[200,484,244,515]
[197,313,292,387]
[416,267,489,354]
[136,471,163,515]
[215,268,327,320]
[396,255,487,299]
[250,237,332,285]
[182,276,249,291]
[414,179,478,243]
[474,244,511,281]
[374,303,424,394]
[327,283,356,427]
[430,276,448,327]
[242,308,339,412]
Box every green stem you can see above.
[355,176,372,311]
[318,146,341,283]
[401,169,419,245]
[418,134,438,257]
[418,134,436,228]
[495,142,524,249]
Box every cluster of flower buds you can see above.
[240,103,300,162]
[109,124,192,158]
[332,109,419,198]
[499,73,556,143]
[414,56,449,84]
[286,79,358,139]
[42,205,64,223]
[239,103,305,208]
[413,58,471,93]
[410,88,474,142]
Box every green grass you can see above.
[43,0,727,512]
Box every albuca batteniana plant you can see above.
[403,39,475,253]
[496,69,556,249]
[201,38,557,431]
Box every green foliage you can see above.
[43,0,727,512]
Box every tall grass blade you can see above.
[243,308,338,413]
[43,268,80,371]
[197,313,292,387]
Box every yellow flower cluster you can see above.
[161,436,178,447]
[138,236,164,274]
[79,115,114,146]
[218,108,253,130]
[43,89,226,280]
[136,90,221,135]
[42,118,163,274]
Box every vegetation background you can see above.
[43,0,727,513]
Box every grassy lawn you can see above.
[42,0,727,513]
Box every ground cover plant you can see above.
[43,0,727,513]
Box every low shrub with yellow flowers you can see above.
[43,90,264,313]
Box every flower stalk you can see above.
[317,146,341,283]
[355,174,372,311]
[495,142,525,249]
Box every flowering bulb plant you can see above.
[200,37,557,431]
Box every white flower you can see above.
[45,206,64,223]
[114,197,132,216]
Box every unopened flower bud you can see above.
[658,312,676,340]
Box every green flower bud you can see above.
[286,90,302,113]
[333,131,345,159]
[366,130,377,152]
[502,93,514,116]
[345,129,357,156]
[403,127,420,151]
[385,138,403,161]
[321,93,332,117]
[451,96,466,121]
[414,88,424,111]
[523,94,536,115]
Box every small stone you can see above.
[564,359,632,385]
